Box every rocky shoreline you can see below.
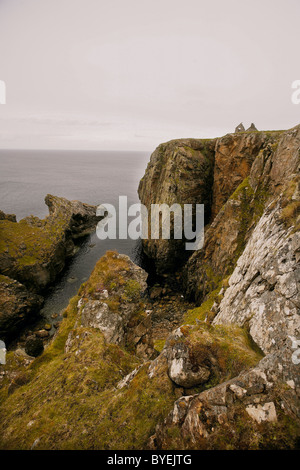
[0,125,299,449]
[0,195,104,343]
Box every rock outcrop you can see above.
[138,128,286,274]
[185,126,299,303]
[157,322,261,390]
[138,138,215,273]
[213,201,300,357]
[0,195,103,293]
[210,131,271,219]
[0,195,104,343]
[145,125,300,450]
[65,251,155,359]
[0,275,43,342]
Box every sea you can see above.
[0,149,151,326]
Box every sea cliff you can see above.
[0,195,103,341]
[0,125,299,449]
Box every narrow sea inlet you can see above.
[0,149,150,329]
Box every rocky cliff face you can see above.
[185,127,299,303]
[138,129,292,278]
[152,187,300,450]
[65,251,155,359]
[0,126,299,450]
[0,195,103,343]
[0,275,43,342]
[138,138,215,273]
[139,125,300,448]
[0,194,102,293]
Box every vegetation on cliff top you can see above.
[0,248,264,450]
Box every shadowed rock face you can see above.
[211,131,269,219]
[185,126,299,303]
[0,275,43,342]
[138,129,287,275]
[138,138,215,273]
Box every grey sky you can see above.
[0,0,299,150]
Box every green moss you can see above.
[124,279,142,300]
[0,275,14,285]
[228,175,270,264]
[154,338,166,353]
[230,177,253,201]
[279,177,300,230]
[183,288,221,325]
[0,209,67,272]
[17,255,38,266]
[0,326,175,449]
[181,322,263,386]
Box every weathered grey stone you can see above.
[246,402,277,423]
[213,202,300,358]
[81,300,124,344]
[235,122,245,133]
[167,339,210,388]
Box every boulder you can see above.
[25,335,44,357]
[166,331,210,388]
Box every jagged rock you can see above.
[185,126,299,303]
[0,210,16,222]
[0,195,105,342]
[211,131,269,218]
[138,128,283,274]
[148,127,300,450]
[66,251,155,358]
[165,328,210,388]
[81,300,123,344]
[138,138,215,273]
[213,201,300,357]
[0,275,43,341]
[245,402,277,423]
[44,194,101,239]
[152,345,300,449]
[0,194,104,293]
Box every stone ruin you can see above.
[235,122,258,133]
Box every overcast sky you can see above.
[0,0,299,150]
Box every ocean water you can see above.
[0,149,151,323]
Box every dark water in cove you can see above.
[0,149,151,324]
